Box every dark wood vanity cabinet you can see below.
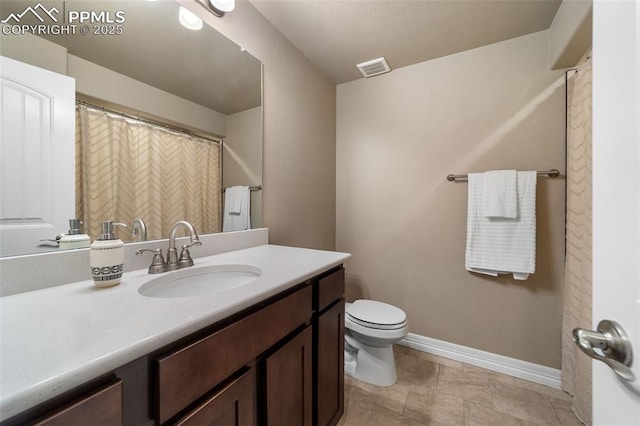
[3,266,345,426]
[153,266,346,426]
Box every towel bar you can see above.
[222,185,262,192]
[446,169,560,182]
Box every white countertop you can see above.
[0,244,350,421]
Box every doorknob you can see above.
[573,320,635,381]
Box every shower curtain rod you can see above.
[75,100,222,145]
[446,169,560,182]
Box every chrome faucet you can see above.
[131,218,147,241]
[136,220,201,274]
[167,221,201,270]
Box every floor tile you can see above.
[404,389,465,426]
[491,381,561,425]
[550,398,586,426]
[396,351,440,389]
[437,366,493,408]
[368,405,427,426]
[352,378,411,414]
[464,401,526,426]
[338,389,375,426]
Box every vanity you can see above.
[0,241,350,426]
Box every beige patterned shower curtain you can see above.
[76,105,221,242]
[561,53,592,425]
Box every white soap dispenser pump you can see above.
[90,221,127,288]
[59,219,91,250]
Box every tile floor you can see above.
[338,345,584,426]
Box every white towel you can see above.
[228,187,243,214]
[465,171,537,280]
[482,170,517,218]
[223,186,251,232]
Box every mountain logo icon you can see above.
[1,3,59,24]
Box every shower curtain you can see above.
[561,52,592,425]
[76,105,222,242]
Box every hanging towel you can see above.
[228,187,242,214]
[482,170,517,218]
[223,186,251,232]
[465,171,537,280]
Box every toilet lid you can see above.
[346,300,407,329]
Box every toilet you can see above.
[344,300,408,386]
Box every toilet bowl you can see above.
[344,300,408,386]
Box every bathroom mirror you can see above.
[0,0,262,257]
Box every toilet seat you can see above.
[346,300,407,330]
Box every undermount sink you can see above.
[138,264,263,298]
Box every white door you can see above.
[591,0,640,423]
[0,56,75,257]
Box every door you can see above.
[0,56,75,256]
[591,0,640,423]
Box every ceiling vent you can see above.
[356,57,391,78]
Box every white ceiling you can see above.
[249,0,562,84]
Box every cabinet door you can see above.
[174,368,255,426]
[316,300,345,426]
[265,326,312,426]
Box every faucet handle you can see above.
[183,240,202,249]
[136,248,169,274]
[178,241,201,268]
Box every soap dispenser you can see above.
[90,221,127,288]
[59,219,91,250]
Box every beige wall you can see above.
[336,31,566,368]
[224,106,263,228]
[184,0,337,250]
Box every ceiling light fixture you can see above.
[179,6,203,30]
[208,0,235,17]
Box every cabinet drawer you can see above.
[174,368,255,426]
[155,285,312,424]
[33,380,122,426]
[316,268,344,312]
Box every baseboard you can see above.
[398,333,562,389]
